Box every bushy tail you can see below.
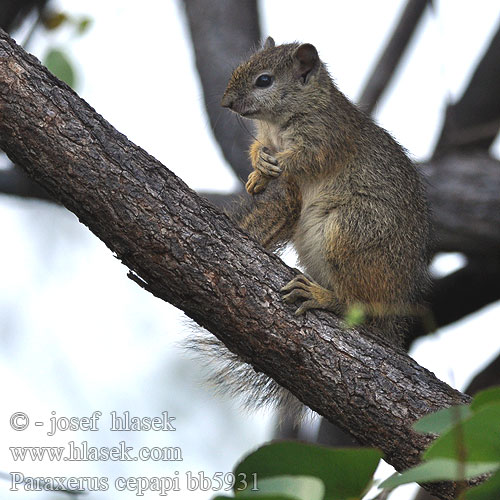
[184,329,306,422]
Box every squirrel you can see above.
[192,37,430,413]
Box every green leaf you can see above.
[466,469,500,499]
[77,17,93,35]
[413,405,472,435]
[235,442,382,500]
[42,11,68,30]
[424,403,500,463]
[43,48,76,88]
[344,304,366,328]
[380,459,499,489]
[471,387,500,411]
[234,476,324,500]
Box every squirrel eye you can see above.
[255,74,273,88]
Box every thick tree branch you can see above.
[182,0,260,183]
[434,23,500,155]
[357,0,430,114]
[423,153,500,255]
[0,30,472,498]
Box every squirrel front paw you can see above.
[255,147,282,178]
[246,147,282,195]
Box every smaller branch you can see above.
[0,161,240,206]
[0,0,48,33]
[182,0,260,183]
[466,353,500,396]
[429,258,500,330]
[0,163,53,200]
[407,258,500,344]
[357,0,430,114]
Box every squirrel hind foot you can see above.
[281,273,343,316]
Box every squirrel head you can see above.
[221,37,323,124]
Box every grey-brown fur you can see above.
[193,38,430,414]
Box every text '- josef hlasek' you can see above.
[10,410,176,435]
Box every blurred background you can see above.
[1,1,500,499]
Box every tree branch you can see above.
[407,257,500,344]
[0,162,53,200]
[0,0,48,33]
[181,0,260,183]
[466,352,500,396]
[434,22,500,155]
[357,0,430,114]
[0,29,473,499]
[422,152,500,255]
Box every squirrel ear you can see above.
[293,43,319,83]
[263,36,275,50]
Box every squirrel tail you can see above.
[184,329,305,422]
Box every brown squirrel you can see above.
[193,37,429,411]
[223,37,430,345]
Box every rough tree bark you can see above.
[0,29,473,499]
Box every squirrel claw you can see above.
[294,299,321,316]
[281,274,320,315]
[255,148,282,178]
[280,274,314,293]
[282,287,311,303]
